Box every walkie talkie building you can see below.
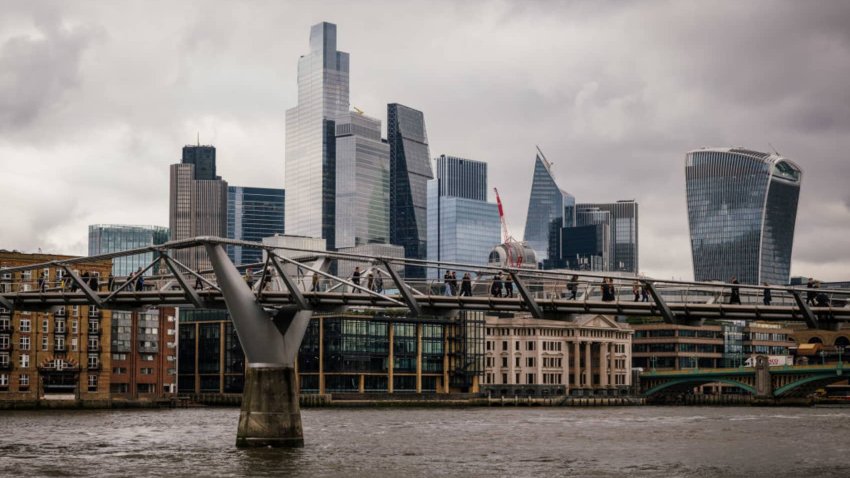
[685,147,802,285]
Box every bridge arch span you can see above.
[773,371,850,397]
[643,378,757,397]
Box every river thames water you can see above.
[1,406,848,477]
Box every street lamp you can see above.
[650,356,657,373]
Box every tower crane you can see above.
[493,188,524,268]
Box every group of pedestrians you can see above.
[351,267,385,294]
[631,280,650,302]
[727,276,829,307]
[806,277,830,307]
[489,272,513,298]
[439,270,473,297]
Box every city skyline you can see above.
[2,2,850,281]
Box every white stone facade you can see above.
[483,314,632,394]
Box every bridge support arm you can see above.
[270,256,308,310]
[204,243,307,448]
[509,271,542,319]
[161,254,205,309]
[61,265,103,308]
[644,281,677,324]
[381,260,421,317]
[789,290,819,329]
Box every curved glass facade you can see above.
[523,151,574,263]
[685,148,802,285]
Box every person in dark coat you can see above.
[108,272,114,291]
[729,276,741,305]
[568,275,578,300]
[491,273,503,298]
[460,273,473,297]
[806,278,815,305]
[352,267,361,293]
[762,282,772,306]
[135,268,145,291]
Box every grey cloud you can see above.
[1,0,849,282]
[0,10,101,132]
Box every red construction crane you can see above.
[493,188,524,268]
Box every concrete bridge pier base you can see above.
[237,365,303,448]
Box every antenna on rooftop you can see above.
[197,132,200,146]
[768,142,780,156]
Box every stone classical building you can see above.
[482,313,633,396]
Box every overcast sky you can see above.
[1,0,849,280]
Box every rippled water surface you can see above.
[1,406,848,477]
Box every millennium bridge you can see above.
[2,237,848,447]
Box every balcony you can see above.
[0,362,11,370]
[53,346,67,353]
[87,362,101,371]
[88,345,101,352]
[0,343,10,351]
[54,329,67,335]
[0,325,12,333]
[87,328,101,336]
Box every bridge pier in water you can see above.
[238,365,303,447]
[205,243,313,448]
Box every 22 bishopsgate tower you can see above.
[285,22,350,246]
[685,147,802,285]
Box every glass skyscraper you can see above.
[685,147,802,285]
[285,22,350,247]
[576,200,639,273]
[88,224,169,276]
[433,155,488,201]
[226,186,285,266]
[388,103,433,278]
[334,112,390,249]
[523,148,575,264]
[427,156,500,279]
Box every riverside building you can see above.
[631,321,794,370]
[0,252,112,405]
[685,147,802,285]
[482,313,633,396]
[109,307,177,399]
[177,311,485,396]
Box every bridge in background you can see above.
[641,359,850,400]
[2,237,849,447]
